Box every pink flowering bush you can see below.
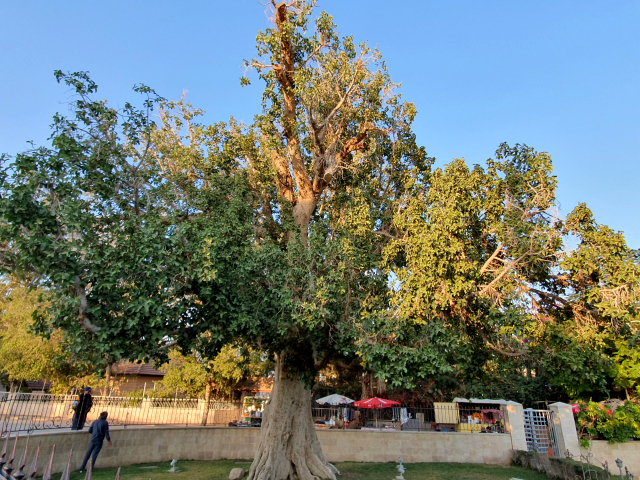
[576,401,640,448]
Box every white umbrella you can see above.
[315,394,355,405]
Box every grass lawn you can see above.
[66,459,549,480]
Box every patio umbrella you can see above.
[353,397,400,409]
[315,394,355,405]
[353,397,400,427]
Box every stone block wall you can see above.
[316,429,513,465]
[4,426,512,474]
[581,441,640,475]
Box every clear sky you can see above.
[1,1,638,247]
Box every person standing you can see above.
[71,387,93,430]
[80,411,112,472]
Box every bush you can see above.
[122,389,144,406]
[512,450,607,480]
[576,401,640,447]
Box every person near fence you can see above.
[72,387,93,430]
[79,411,112,472]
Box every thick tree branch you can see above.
[527,286,603,319]
[313,349,331,369]
[271,150,295,204]
[73,275,101,333]
[478,252,529,297]
[481,333,527,357]
[160,340,178,350]
[373,230,400,241]
[273,2,314,205]
[479,243,503,274]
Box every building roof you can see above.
[114,361,165,377]
[25,380,53,391]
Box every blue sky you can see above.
[1,1,638,247]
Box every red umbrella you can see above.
[353,397,400,409]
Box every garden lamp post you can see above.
[615,458,623,479]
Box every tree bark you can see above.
[104,364,112,396]
[361,373,373,400]
[202,381,212,426]
[247,356,339,480]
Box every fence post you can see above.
[503,401,528,451]
[141,398,151,426]
[548,402,580,458]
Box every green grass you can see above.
[67,459,550,480]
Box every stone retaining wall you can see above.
[5,427,513,474]
[317,429,513,465]
[581,441,640,475]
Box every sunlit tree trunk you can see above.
[247,356,339,480]
[201,381,212,426]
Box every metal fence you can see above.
[312,402,506,433]
[2,392,509,436]
[0,392,242,434]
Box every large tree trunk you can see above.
[361,373,373,400]
[247,357,339,480]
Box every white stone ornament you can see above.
[168,459,180,473]
[395,457,405,479]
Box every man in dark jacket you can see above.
[80,411,112,472]
[72,387,93,431]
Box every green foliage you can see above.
[612,333,640,393]
[0,281,96,392]
[576,401,640,446]
[0,284,59,382]
[360,142,638,399]
[0,71,256,372]
[157,351,208,398]
[463,375,548,408]
[0,0,637,408]
[562,204,640,327]
[155,346,269,398]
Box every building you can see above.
[101,361,166,396]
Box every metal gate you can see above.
[523,408,560,456]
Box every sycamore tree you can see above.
[0,2,426,477]
[1,1,638,479]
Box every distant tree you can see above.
[157,346,271,425]
[155,351,208,399]
[0,281,96,392]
